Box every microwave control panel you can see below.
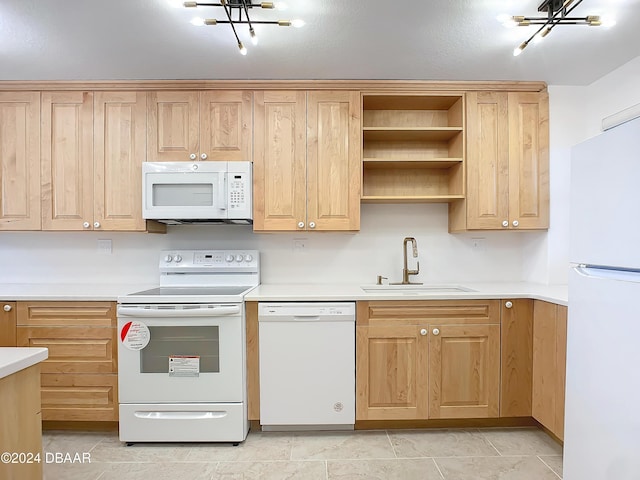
[227,168,252,219]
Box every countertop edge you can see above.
[0,347,49,380]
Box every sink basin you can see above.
[361,284,475,294]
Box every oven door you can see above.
[142,162,228,220]
[117,303,244,404]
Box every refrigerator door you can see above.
[565,266,640,480]
[569,117,640,269]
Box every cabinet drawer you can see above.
[41,373,118,422]
[357,300,500,326]
[17,302,115,327]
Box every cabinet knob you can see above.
[502,220,509,228]
[297,221,305,229]
[512,220,519,227]
[83,221,90,229]
[505,301,513,309]
[93,221,101,229]
[200,153,208,160]
[3,305,11,312]
[189,153,197,160]
[432,328,440,336]
[420,328,428,336]
[309,221,316,229]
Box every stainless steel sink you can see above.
[361,284,475,294]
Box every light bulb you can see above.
[533,26,551,43]
[238,42,247,55]
[291,19,305,28]
[275,1,288,10]
[190,17,205,26]
[250,28,258,45]
[601,16,616,28]
[513,41,528,56]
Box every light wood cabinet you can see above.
[0,92,41,230]
[253,90,360,231]
[532,300,567,440]
[16,301,118,422]
[41,91,157,232]
[449,90,549,231]
[361,93,465,203]
[356,300,500,421]
[147,90,252,162]
[1,302,17,346]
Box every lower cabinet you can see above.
[1,301,17,346]
[532,300,568,440]
[16,301,118,422]
[356,300,501,421]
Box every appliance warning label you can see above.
[169,355,200,377]
[120,321,150,351]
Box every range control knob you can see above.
[174,255,182,263]
[225,254,234,263]
[244,254,253,262]
[164,255,173,262]
[235,254,244,262]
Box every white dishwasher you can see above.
[258,302,355,430]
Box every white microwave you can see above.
[142,162,252,225]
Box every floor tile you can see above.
[43,461,106,480]
[187,431,293,462]
[388,429,499,458]
[89,434,193,463]
[42,430,108,456]
[214,460,327,479]
[327,458,444,479]
[290,430,395,460]
[102,462,218,480]
[435,456,560,480]
[539,455,563,478]
[479,428,563,456]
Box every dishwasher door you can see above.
[258,302,355,430]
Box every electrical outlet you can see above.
[471,237,486,251]
[97,239,112,255]
[293,238,307,253]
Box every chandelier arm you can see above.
[220,0,242,45]
[239,0,255,33]
[519,0,585,51]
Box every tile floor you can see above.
[41,427,563,480]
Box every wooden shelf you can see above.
[362,195,465,204]
[363,127,462,141]
[363,158,463,169]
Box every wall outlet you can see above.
[293,238,307,254]
[471,237,486,251]
[97,239,112,255]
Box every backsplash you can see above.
[0,204,544,286]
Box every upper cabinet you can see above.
[449,91,549,231]
[0,92,41,231]
[147,90,252,162]
[41,91,154,232]
[361,93,464,203]
[253,90,360,232]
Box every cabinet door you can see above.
[0,92,41,230]
[41,91,94,230]
[0,301,17,346]
[200,90,252,161]
[147,91,199,162]
[94,92,147,231]
[555,305,567,440]
[508,91,549,229]
[465,92,509,230]
[307,91,361,231]
[253,91,307,231]
[429,324,500,419]
[356,324,428,420]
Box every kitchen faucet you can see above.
[391,237,422,285]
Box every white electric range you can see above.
[117,249,259,444]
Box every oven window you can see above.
[140,326,220,373]
[152,184,213,206]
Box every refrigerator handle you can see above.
[573,265,640,283]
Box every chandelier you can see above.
[500,0,615,56]
[184,1,305,55]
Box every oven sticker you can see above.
[119,321,150,351]
[168,355,200,377]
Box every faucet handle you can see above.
[376,275,388,285]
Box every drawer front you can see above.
[41,373,118,421]
[17,302,115,327]
[357,300,500,326]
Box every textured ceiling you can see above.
[1,0,639,85]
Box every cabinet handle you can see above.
[512,220,519,227]
[432,328,440,336]
[505,301,513,309]
[94,221,101,229]
[189,153,197,160]
[502,220,509,228]
[297,221,305,229]
[200,153,208,160]
[420,328,428,336]
[309,221,316,229]
[83,221,90,229]
[3,305,11,312]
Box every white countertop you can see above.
[0,283,157,301]
[245,282,568,306]
[0,347,49,379]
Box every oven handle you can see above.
[117,305,241,317]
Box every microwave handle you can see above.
[219,174,227,211]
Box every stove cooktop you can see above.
[130,286,253,297]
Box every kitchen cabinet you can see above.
[16,301,118,422]
[361,93,464,203]
[0,92,41,231]
[253,90,360,231]
[1,302,17,346]
[532,300,567,440]
[356,300,500,420]
[449,91,549,231]
[41,91,160,232]
[147,90,252,162]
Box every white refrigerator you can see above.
[565,116,640,480]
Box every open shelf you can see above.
[363,158,463,169]
[361,194,465,204]
[363,127,462,142]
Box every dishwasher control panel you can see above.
[258,302,356,319]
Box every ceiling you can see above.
[1,0,639,85]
